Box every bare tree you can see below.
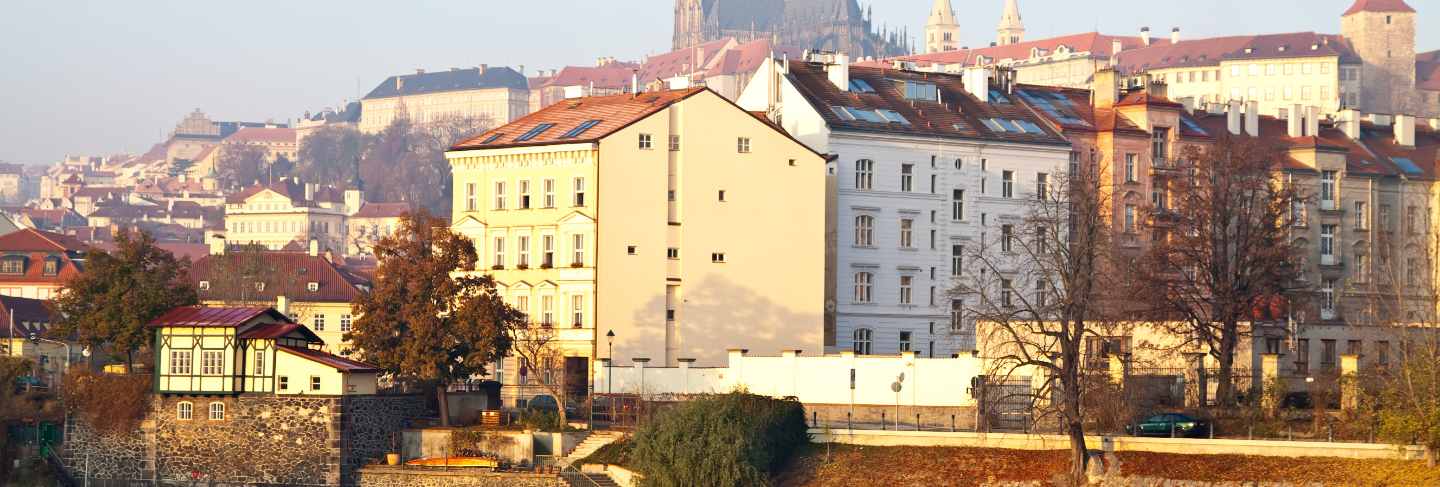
[360,113,492,214]
[508,325,573,428]
[961,164,1118,484]
[1132,134,1305,407]
[217,142,274,190]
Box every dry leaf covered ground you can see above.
[777,444,1440,486]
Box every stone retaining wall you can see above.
[354,466,560,487]
[339,394,431,484]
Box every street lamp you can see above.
[605,330,615,396]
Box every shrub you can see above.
[518,407,561,431]
[62,370,150,435]
[581,439,633,467]
[629,393,807,487]
[449,427,515,458]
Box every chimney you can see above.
[1395,114,1416,147]
[1111,39,1124,56]
[1429,117,1440,131]
[1093,69,1118,109]
[827,53,852,92]
[208,233,226,256]
[308,239,319,257]
[1227,100,1242,135]
[276,296,290,316]
[304,183,315,202]
[395,77,405,91]
[1288,104,1304,137]
[415,68,425,75]
[477,64,487,74]
[963,66,991,103]
[1141,27,1152,46]
[1306,106,1321,138]
[1245,100,1260,137]
[1171,27,1180,45]
[631,70,639,95]
[1338,109,1362,140]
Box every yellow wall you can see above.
[1152,56,1349,117]
[156,326,239,394]
[360,88,529,133]
[274,348,373,396]
[224,190,347,251]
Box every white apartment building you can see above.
[739,54,1071,357]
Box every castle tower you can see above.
[924,0,961,54]
[1341,0,1417,114]
[673,0,706,51]
[996,0,1025,46]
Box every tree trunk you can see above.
[436,384,451,427]
[1215,321,1239,407]
[556,394,568,430]
[1427,445,1436,468]
[1065,388,1089,485]
[125,349,134,374]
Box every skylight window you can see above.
[1015,120,1046,134]
[479,133,505,144]
[846,107,889,124]
[561,120,602,139]
[514,123,556,142]
[877,110,911,125]
[981,118,1008,133]
[1392,157,1423,175]
[901,81,938,101]
[1180,117,1208,136]
[849,79,876,93]
[830,106,857,121]
[989,89,1011,103]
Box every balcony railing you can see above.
[1320,254,1339,267]
[1320,200,1338,211]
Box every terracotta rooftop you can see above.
[225,127,296,145]
[886,32,1146,68]
[451,88,707,151]
[0,296,53,339]
[148,306,284,328]
[0,228,88,252]
[1114,32,1355,74]
[1418,50,1440,91]
[784,61,1068,146]
[191,251,370,304]
[351,202,412,219]
[278,345,379,372]
[238,322,320,342]
[1343,0,1415,16]
[1012,84,1210,139]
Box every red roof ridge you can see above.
[277,345,379,372]
[1343,0,1415,16]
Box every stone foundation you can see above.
[355,466,560,487]
[802,403,978,431]
[63,394,433,486]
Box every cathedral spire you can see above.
[924,0,960,54]
[997,0,1025,46]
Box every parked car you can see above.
[1126,413,1211,438]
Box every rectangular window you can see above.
[1354,254,1369,283]
[1320,224,1336,257]
[1036,173,1048,200]
[465,183,476,212]
[542,235,555,267]
[1296,339,1310,374]
[711,252,726,263]
[1125,205,1137,232]
[518,236,530,267]
[638,133,653,149]
[1320,171,1336,206]
[572,234,585,266]
[900,164,914,192]
[1002,170,1014,198]
[571,294,585,328]
[853,272,872,303]
[279,376,289,390]
[1321,339,1337,370]
[573,178,586,207]
[669,135,681,151]
[0,259,22,275]
[543,179,556,208]
[951,245,963,276]
[1002,225,1014,252]
[1380,205,1392,232]
[201,350,224,376]
[737,137,751,153]
[254,349,264,376]
[952,189,964,220]
[518,180,532,209]
[313,314,325,331]
[541,295,555,326]
[515,295,529,320]
[1377,341,1390,366]
[950,299,964,331]
[493,237,505,268]
[493,181,507,210]
[1001,279,1013,308]
[1321,279,1336,312]
[1125,154,1137,182]
[899,275,913,304]
[1346,339,1362,356]
[855,160,873,190]
[1035,280,1047,307]
[1355,201,1368,230]
[310,376,321,391]
[340,315,352,332]
[209,402,225,421]
[177,402,193,420]
[667,247,679,259]
[1407,206,1418,234]
[169,350,192,375]
[900,219,914,248]
[899,331,912,353]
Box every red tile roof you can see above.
[1343,0,1415,16]
[784,62,1068,146]
[191,251,369,304]
[238,322,320,342]
[351,202,411,219]
[0,296,53,339]
[542,65,636,91]
[278,345,379,372]
[705,38,803,78]
[1114,33,1355,74]
[886,32,1146,69]
[147,306,283,328]
[640,38,734,82]
[451,88,707,151]
[225,180,347,205]
[0,228,88,252]
[1418,51,1440,91]
[224,127,296,145]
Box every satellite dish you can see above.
[82,347,91,358]
[891,381,902,393]
[27,332,38,342]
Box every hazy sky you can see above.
[1,0,1433,164]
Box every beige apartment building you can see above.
[222,180,359,253]
[446,87,826,406]
[360,66,530,133]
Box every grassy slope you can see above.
[777,444,1440,487]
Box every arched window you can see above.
[853,328,873,355]
[854,215,874,246]
[208,402,225,421]
[855,159,874,190]
[853,272,873,303]
[177,401,193,420]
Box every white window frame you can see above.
[573,177,587,207]
[518,235,531,267]
[854,272,873,303]
[169,350,192,375]
[901,164,914,192]
[493,181,507,210]
[201,350,224,376]
[854,215,874,246]
[900,219,914,248]
[208,402,225,421]
[571,294,585,328]
[899,275,913,305]
[340,314,352,332]
[1002,170,1014,198]
[493,236,506,268]
[572,234,585,266]
[543,179,556,208]
[177,401,193,420]
[852,328,873,355]
[855,159,874,190]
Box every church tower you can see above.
[673,0,706,51]
[1341,0,1417,114]
[924,0,960,54]
[996,0,1025,46]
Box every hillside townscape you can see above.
[3,0,1440,486]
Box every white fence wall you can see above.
[594,349,985,407]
